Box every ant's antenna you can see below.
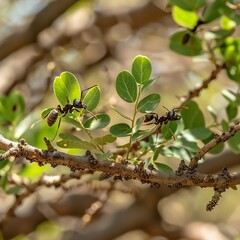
[85,109,98,120]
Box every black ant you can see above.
[31,86,97,141]
[144,106,187,140]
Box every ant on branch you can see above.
[31,86,97,141]
[144,106,187,140]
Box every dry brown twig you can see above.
[179,64,225,106]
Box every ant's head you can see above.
[73,99,87,109]
[167,111,181,121]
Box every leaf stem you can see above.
[76,117,104,153]
[126,85,142,159]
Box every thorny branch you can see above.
[0,122,240,190]
[0,118,239,236]
[179,64,225,106]
[188,122,240,171]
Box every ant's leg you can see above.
[57,105,65,114]
[74,107,97,120]
[51,116,62,141]
[168,122,176,141]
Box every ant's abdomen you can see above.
[47,109,59,126]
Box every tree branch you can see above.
[188,122,240,170]
[0,130,240,190]
[179,64,225,105]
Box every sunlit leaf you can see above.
[172,6,199,29]
[19,163,49,180]
[82,85,101,111]
[53,72,80,106]
[131,55,152,84]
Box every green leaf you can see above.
[134,116,145,131]
[174,137,200,152]
[0,91,25,124]
[131,55,152,84]
[90,134,117,145]
[83,114,110,130]
[170,31,203,56]
[82,85,100,111]
[141,77,159,92]
[57,133,97,149]
[137,94,161,113]
[209,28,235,39]
[63,116,84,130]
[226,103,238,121]
[169,0,206,11]
[95,151,111,161]
[144,157,152,169]
[40,108,53,119]
[111,106,132,121]
[110,123,132,137]
[218,38,240,82]
[180,100,205,128]
[30,108,55,130]
[152,145,165,161]
[162,121,179,140]
[153,162,173,173]
[227,131,240,153]
[132,126,158,142]
[0,160,9,170]
[168,146,194,161]
[53,71,80,106]
[116,71,137,103]
[172,6,199,29]
[181,127,213,141]
[131,130,150,142]
[209,142,224,154]
[202,0,227,23]
[9,91,25,117]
